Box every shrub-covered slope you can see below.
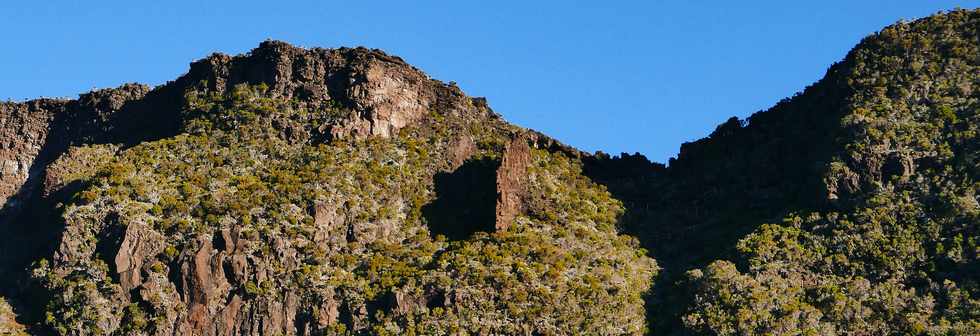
[588,9,979,335]
[3,49,656,334]
[0,8,977,336]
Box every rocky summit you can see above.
[0,8,978,336]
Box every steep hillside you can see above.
[0,8,977,336]
[0,297,28,335]
[1,42,655,335]
[587,9,979,335]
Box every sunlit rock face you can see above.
[1,40,656,335]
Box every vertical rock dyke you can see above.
[494,134,532,231]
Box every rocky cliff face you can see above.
[2,9,978,336]
[0,41,494,295]
[182,41,487,139]
[0,41,487,215]
[1,40,655,335]
[494,134,532,231]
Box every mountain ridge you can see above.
[0,8,977,335]
[0,41,498,276]
[588,8,978,334]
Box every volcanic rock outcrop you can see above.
[1,39,656,335]
[1,9,978,336]
[494,134,532,231]
[0,41,495,292]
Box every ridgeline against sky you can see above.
[0,1,973,162]
[0,7,977,336]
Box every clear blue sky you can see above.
[1,1,976,162]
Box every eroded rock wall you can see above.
[0,41,495,332]
[494,134,532,231]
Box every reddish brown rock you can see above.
[219,295,243,335]
[2,41,501,336]
[449,134,477,170]
[178,236,232,333]
[494,134,533,231]
[184,41,492,141]
[0,296,27,336]
[0,101,56,208]
[1,40,492,227]
[114,223,166,294]
[316,290,341,327]
[0,42,496,329]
